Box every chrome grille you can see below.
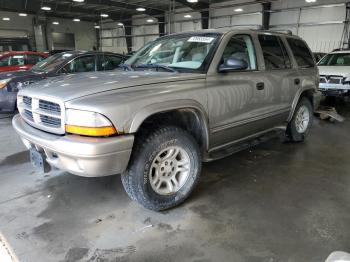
[320,75,343,85]
[17,95,65,135]
[39,100,61,114]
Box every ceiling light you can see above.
[100,13,109,18]
[73,18,80,22]
[117,22,124,26]
[187,0,198,2]
[18,13,27,17]
[184,14,192,18]
[2,17,10,21]
[73,0,85,2]
[146,19,154,23]
[305,0,316,2]
[234,8,243,12]
[136,7,146,11]
[94,25,100,29]
[52,21,59,25]
[41,6,51,11]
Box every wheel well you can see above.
[135,109,208,153]
[299,89,314,108]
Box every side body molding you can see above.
[128,99,210,151]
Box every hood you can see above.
[0,70,39,80]
[19,70,205,102]
[318,66,350,77]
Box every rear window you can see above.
[287,38,315,68]
[258,34,291,70]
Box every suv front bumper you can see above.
[12,114,134,177]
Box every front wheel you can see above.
[121,126,201,211]
[286,97,313,142]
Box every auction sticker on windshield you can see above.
[188,36,215,43]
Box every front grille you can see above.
[320,75,343,85]
[40,115,61,128]
[39,100,61,114]
[18,96,65,135]
[23,96,32,107]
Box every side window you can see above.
[0,56,10,66]
[258,35,291,70]
[26,54,44,65]
[221,34,257,70]
[287,38,315,68]
[63,55,96,73]
[9,55,25,66]
[98,55,123,71]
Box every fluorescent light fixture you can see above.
[52,21,59,25]
[305,0,316,2]
[2,17,10,21]
[117,22,124,26]
[73,0,85,2]
[41,6,51,11]
[187,0,198,2]
[100,13,109,18]
[136,7,146,11]
[19,13,27,17]
[184,14,192,18]
[234,8,243,12]
[146,19,154,23]
[94,25,100,29]
[73,18,80,22]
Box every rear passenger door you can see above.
[256,34,298,118]
[97,55,124,71]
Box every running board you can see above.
[205,127,286,162]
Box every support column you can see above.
[124,18,132,53]
[201,10,209,29]
[158,15,166,37]
[262,3,271,30]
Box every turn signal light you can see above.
[65,125,117,137]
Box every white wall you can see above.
[270,0,347,52]
[0,11,96,51]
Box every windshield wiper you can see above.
[135,64,178,73]
[119,63,134,71]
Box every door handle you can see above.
[256,82,264,90]
[294,78,300,85]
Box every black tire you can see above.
[121,126,201,211]
[286,97,313,142]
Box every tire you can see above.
[286,97,313,142]
[121,126,201,211]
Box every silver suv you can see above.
[12,29,321,211]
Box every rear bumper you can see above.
[12,114,134,177]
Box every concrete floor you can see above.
[0,101,350,262]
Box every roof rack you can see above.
[266,29,293,35]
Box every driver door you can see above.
[207,34,269,148]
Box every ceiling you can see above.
[0,0,273,22]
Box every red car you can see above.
[0,51,48,72]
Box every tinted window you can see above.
[258,35,291,70]
[0,56,10,66]
[318,53,350,66]
[26,54,44,65]
[287,38,315,68]
[98,55,123,71]
[32,52,74,73]
[64,55,96,73]
[221,34,257,70]
[9,54,25,66]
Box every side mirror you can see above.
[219,57,248,72]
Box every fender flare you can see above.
[287,87,315,122]
[128,99,210,151]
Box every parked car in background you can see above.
[13,29,320,211]
[0,51,48,72]
[0,51,126,112]
[318,49,350,96]
[313,52,326,63]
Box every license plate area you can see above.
[30,148,50,173]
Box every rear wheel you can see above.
[286,97,313,142]
[121,126,201,211]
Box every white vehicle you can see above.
[318,49,350,96]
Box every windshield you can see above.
[32,52,75,73]
[318,53,350,66]
[125,33,221,72]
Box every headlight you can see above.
[0,78,11,89]
[65,109,117,137]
